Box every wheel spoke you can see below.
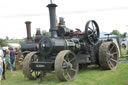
[110,58,118,63]
[70,57,76,62]
[92,28,95,32]
[88,32,93,37]
[89,37,95,43]
[64,59,68,63]
[92,22,94,30]
[62,63,67,69]
[70,68,77,72]
[88,27,93,32]
[110,45,115,52]
[112,51,118,55]
[66,72,71,80]
[108,60,114,68]
[65,54,71,63]
[93,34,96,39]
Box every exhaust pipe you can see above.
[59,17,66,27]
[25,21,32,43]
[35,28,42,43]
[47,3,58,38]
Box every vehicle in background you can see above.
[120,39,126,48]
[2,46,8,51]
[100,32,121,57]
[8,43,21,50]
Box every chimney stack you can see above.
[47,3,58,38]
[35,28,42,43]
[25,21,32,43]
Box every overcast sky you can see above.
[0,0,128,39]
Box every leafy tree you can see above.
[5,36,9,40]
[121,32,127,38]
[42,30,50,36]
[110,30,121,37]
[0,39,7,46]
[110,30,128,38]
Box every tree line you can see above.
[110,30,127,38]
[0,30,126,47]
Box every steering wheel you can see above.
[85,20,100,45]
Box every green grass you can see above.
[1,46,128,85]
[1,61,128,85]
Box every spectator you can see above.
[2,60,5,80]
[9,47,16,70]
[0,65,2,80]
[14,47,19,70]
[5,50,12,72]
[5,49,14,76]
[0,49,4,80]
[15,47,19,55]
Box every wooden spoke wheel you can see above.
[99,42,119,70]
[55,50,78,81]
[23,51,45,80]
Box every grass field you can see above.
[0,47,128,85]
[1,59,128,85]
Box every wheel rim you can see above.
[107,42,119,69]
[23,52,45,80]
[99,42,119,70]
[55,50,78,81]
[85,20,99,45]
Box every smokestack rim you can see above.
[25,21,32,24]
[47,4,57,7]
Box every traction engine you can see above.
[23,2,119,81]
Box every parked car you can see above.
[120,40,126,48]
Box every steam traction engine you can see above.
[16,21,42,69]
[23,2,119,81]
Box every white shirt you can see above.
[0,50,4,62]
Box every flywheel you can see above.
[85,20,100,45]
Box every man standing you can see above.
[9,47,16,70]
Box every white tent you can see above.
[8,43,21,49]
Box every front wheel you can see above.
[55,50,78,81]
[23,51,45,80]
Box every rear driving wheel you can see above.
[55,50,78,81]
[99,42,119,70]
